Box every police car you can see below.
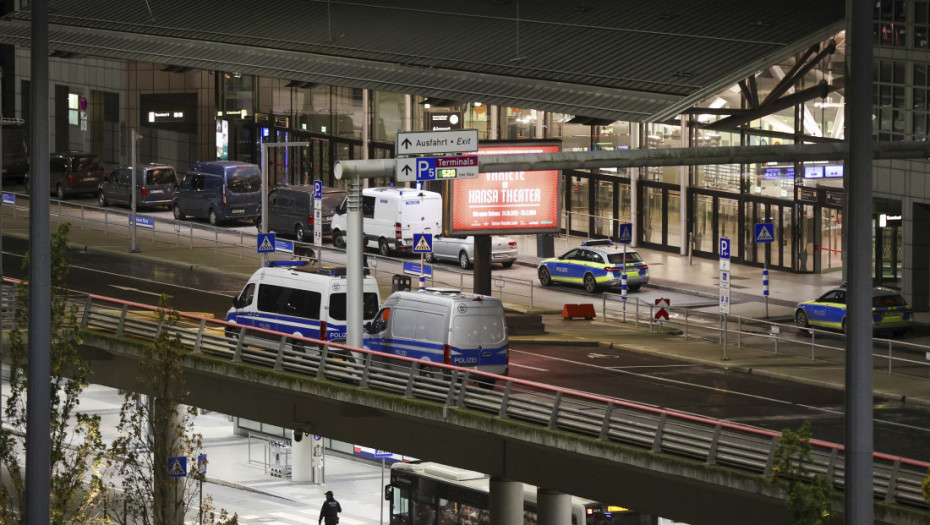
[794,285,913,336]
[537,239,649,293]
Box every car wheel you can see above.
[295,224,306,242]
[583,273,598,293]
[841,318,847,334]
[56,184,65,200]
[379,238,391,257]
[795,310,809,328]
[459,251,472,269]
[892,328,909,337]
[98,191,108,207]
[628,284,641,292]
[538,266,552,286]
[332,230,346,248]
[208,208,219,226]
[173,203,186,220]
[502,261,514,269]
[425,252,436,263]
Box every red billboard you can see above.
[444,140,561,236]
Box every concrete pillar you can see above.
[537,489,572,525]
[630,122,640,248]
[490,106,499,140]
[489,477,523,525]
[291,430,312,482]
[680,114,689,256]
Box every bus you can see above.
[385,461,654,525]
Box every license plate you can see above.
[150,189,163,194]
[231,208,245,214]
[493,253,505,258]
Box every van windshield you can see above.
[74,156,104,173]
[452,313,505,347]
[227,168,261,193]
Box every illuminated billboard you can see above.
[444,140,561,236]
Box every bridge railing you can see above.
[54,289,928,512]
[600,292,930,380]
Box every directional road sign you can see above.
[396,129,478,156]
[129,215,154,230]
[403,262,433,276]
[654,298,670,320]
[374,449,393,458]
[412,233,433,253]
[754,223,775,243]
[258,233,276,253]
[396,156,479,182]
[618,223,632,244]
[2,192,14,205]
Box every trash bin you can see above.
[392,274,411,292]
[536,234,555,258]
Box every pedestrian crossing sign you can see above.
[754,223,774,243]
[258,233,276,253]
[412,233,433,253]
[168,456,187,478]
[618,223,632,244]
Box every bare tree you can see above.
[106,294,206,525]
[0,223,108,524]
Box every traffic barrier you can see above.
[562,303,596,320]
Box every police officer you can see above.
[319,490,342,525]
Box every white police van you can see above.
[363,289,509,385]
[330,187,442,256]
[225,261,381,349]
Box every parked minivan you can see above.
[26,152,105,199]
[364,289,509,385]
[1,118,29,183]
[226,261,382,356]
[259,184,346,242]
[330,187,442,256]
[172,160,261,225]
[98,163,179,209]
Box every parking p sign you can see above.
[719,237,731,259]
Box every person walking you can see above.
[319,490,342,525]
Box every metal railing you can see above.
[30,288,920,513]
[600,293,930,379]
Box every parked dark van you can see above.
[98,163,179,209]
[172,161,261,225]
[1,118,29,183]
[260,185,346,242]
[26,152,105,199]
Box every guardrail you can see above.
[0,284,908,513]
[599,293,930,380]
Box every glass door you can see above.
[820,207,843,272]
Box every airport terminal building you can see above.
[0,1,927,310]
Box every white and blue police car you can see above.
[537,239,649,293]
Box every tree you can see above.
[768,421,836,525]
[0,222,109,524]
[107,294,208,525]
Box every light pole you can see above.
[129,129,142,253]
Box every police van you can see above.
[363,289,509,385]
[226,261,381,352]
[329,187,442,256]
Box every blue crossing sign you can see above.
[257,233,276,253]
[618,223,632,244]
[412,233,433,253]
[168,456,187,478]
[754,223,775,243]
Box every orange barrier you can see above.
[561,303,596,320]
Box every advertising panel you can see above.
[445,140,561,236]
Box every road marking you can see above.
[512,349,930,434]
[73,264,233,297]
[509,363,549,372]
[109,284,165,297]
